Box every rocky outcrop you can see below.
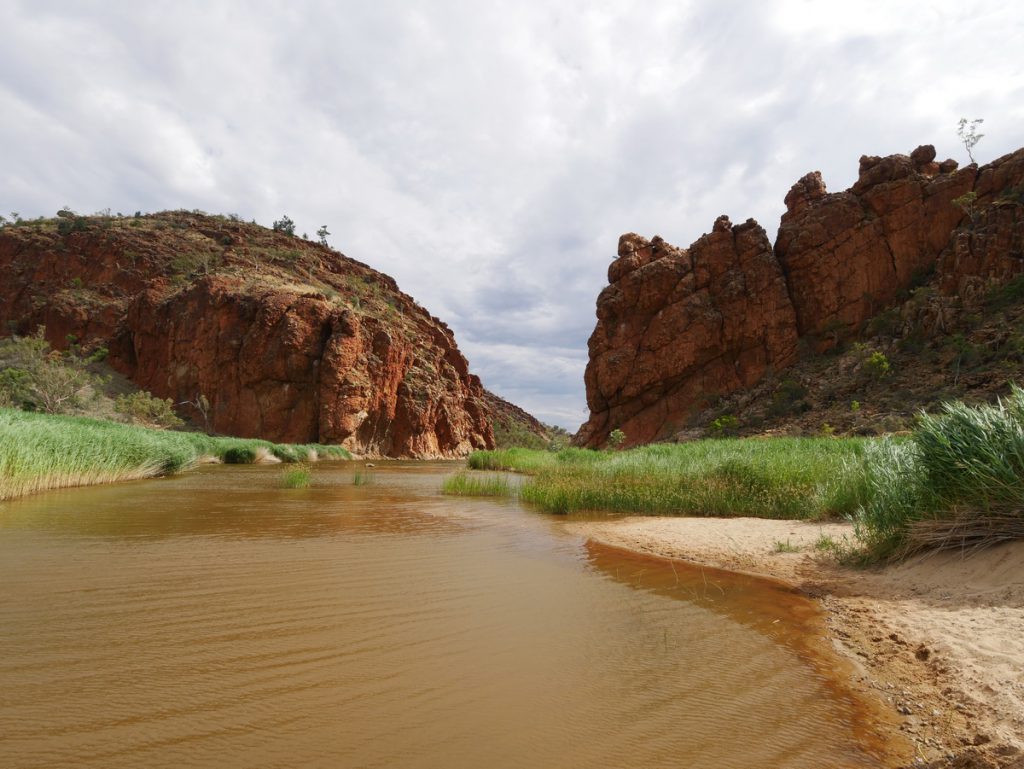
[579,145,1024,447]
[776,146,977,347]
[0,211,493,457]
[936,162,1024,300]
[577,216,798,447]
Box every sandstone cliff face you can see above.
[0,211,493,457]
[579,145,1024,448]
[577,216,798,447]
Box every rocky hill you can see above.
[577,145,1024,448]
[0,210,508,458]
[482,389,565,449]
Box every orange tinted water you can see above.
[1,462,890,768]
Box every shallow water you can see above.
[0,461,888,768]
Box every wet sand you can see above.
[565,516,1024,768]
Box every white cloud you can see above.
[2,0,1021,429]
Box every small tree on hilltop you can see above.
[317,225,330,247]
[272,215,296,236]
[957,117,984,164]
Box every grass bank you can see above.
[462,438,871,520]
[457,388,1024,561]
[0,408,349,501]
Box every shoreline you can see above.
[564,516,1024,769]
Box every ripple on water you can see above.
[0,462,888,768]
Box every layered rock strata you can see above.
[579,145,1024,447]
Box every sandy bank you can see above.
[566,516,1024,769]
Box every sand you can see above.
[565,516,1024,768]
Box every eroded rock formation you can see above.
[0,211,493,457]
[579,145,1024,447]
[577,217,798,447]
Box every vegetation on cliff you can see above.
[482,389,569,450]
[0,408,349,502]
[0,329,184,427]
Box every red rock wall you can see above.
[775,146,976,346]
[579,145,1024,447]
[0,215,493,458]
[577,217,798,447]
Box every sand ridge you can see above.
[565,516,1024,768]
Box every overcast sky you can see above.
[2,1,1021,428]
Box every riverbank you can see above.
[0,408,350,501]
[566,515,1024,769]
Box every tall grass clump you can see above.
[519,438,870,518]
[853,439,928,559]
[855,386,1024,559]
[0,408,350,501]
[442,472,512,497]
[281,465,311,488]
[468,448,557,473]
[460,439,870,520]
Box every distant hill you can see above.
[482,389,569,450]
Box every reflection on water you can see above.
[1,462,891,768]
[0,463,470,540]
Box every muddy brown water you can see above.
[1,461,894,768]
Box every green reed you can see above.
[0,408,348,501]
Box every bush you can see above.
[272,215,296,236]
[985,275,1024,310]
[709,414,739,436]
[114,391,183,429]
[863,351,891,380]
[56,216,90,236]
[0,331,99,414]
[222,446,257,464]
[767,379,809,417]
[607,428,626,449]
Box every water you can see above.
[0,462,894,768]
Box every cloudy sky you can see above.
[2,1,1021,428]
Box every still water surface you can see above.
[1,462,886,768]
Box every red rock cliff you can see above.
[0,211,493,457]
[578,145,1024,448]
[577,216,798,447]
